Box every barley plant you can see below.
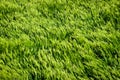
[0,0,120,80]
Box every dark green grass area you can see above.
[0,0,120,80]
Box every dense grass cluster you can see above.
[0,0,120,80]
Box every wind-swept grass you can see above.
[0,0,120,80]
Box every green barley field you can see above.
[0,0,120,80]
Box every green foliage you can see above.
[0,0,120,80]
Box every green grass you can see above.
[0,0,120,80]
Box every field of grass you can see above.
[0,0,120,80]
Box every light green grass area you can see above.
[0,0,120,80]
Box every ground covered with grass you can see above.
[0,0,120,80]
